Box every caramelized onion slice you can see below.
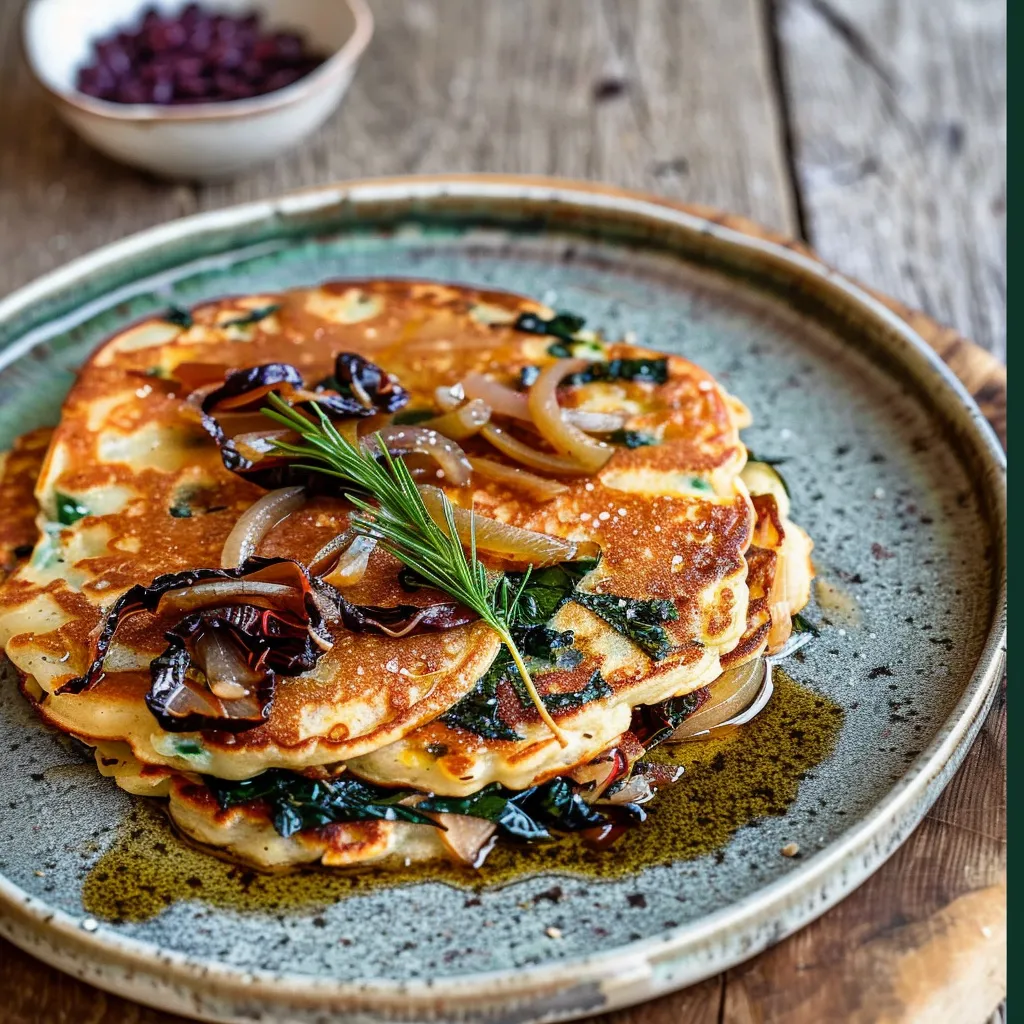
[417,485,595,565]
[436,813,498,867]
[480,424,591,477]
[419,399,491,440]
[221,486,307,568]
[462,373,530,420]
[565,409,628,433]
[323,535,377,588]
[194,628,266,700]
[600,763,684,806]
[231,430,293,464]
[157,580,297,617]
[368,426,473,486]
[527,359,614,472]
[667,658,771,741]
[461,373,625,432]
[469,457,569,501]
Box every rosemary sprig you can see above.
[262,395,569,746]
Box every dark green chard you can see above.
[205,769,435,839]
[608,429,659,449]
[520,357,668,388]
[419,777,611,842]
[204,769,627,844]
[221,304,281,328]
[163,305,193,329]
[525,668,611,713]
[572,592,678,660]
[55,493,90,526]
[507,559,598,624]
[441,625,590,740]
[511,310,585,343]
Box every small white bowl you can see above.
[22,0,373,181]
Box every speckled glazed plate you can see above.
[0,177,1006,1024]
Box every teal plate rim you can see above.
[0,175,1007,1023]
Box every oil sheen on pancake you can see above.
[0,280,814,871]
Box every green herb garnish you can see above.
[222,304,280,329]
[169,503,193,519]
[163,305,193,329]
[608,429,658,449]
[263,395,570,745]
[572,592,678,660]
[55,493,90,526]
[206,769,434,839]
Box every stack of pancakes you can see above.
[0,281,812,869]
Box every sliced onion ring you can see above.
[462,373,530,420]
[527,359,615,472]
[417,485,597,566]
[480,424,590,476]
[469,457,569,501]
[461,373,625,432]
[667,658,771,742]
[368,426,473,486]
[221,486,307,568]
[419,399,491,440]
[434,384,463,412]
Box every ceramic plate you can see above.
[0,177,1006,1024]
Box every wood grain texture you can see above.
[775,0,1007,358]
[0,0,1005,1021]
[0,0,797,301]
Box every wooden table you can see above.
[0,2,1005,1022]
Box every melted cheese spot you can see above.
[98,423,206,472]
[305,288,383,324]
[97,321,183,362]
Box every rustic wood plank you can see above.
[0,0,797,302]
[774,0,1006,358]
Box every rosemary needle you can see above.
[263,395,569,746]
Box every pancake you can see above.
[0,279,814,870]
[0,427,52,581]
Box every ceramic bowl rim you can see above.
[20,0,374,124]
[0,175,1006,1018]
